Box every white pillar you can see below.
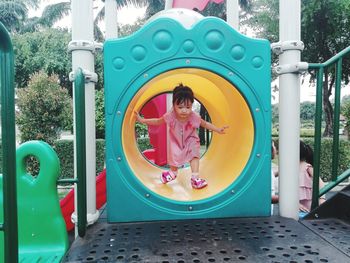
[226,0,239,30]
[278,0,301,219]
[71,0,99,235]
[164,0,174,10]
[105,0,118,39]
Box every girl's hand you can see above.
[134,111,143,123]
[217,125,229,134]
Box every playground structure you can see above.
[104,10,271,222]
[1,0,350,262]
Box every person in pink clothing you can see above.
[135,84,228,189]
[299,141,326,215]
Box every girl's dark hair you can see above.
[172,83,194,105]
[300,141,314,165]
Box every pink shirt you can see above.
[299,161,313,211]
[163,109,201,167]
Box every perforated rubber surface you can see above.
[64,216,349,262]
[301,218,350,257]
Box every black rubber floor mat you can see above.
[64,216,350,262]
[301,218,350,257]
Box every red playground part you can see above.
[140,94,167,166]
[59,169,106,231]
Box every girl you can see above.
[299,141,326,215]
[135,84,228,189]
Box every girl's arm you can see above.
[307,166,326,204]
[200,119,229,134]
[134,111,165,126]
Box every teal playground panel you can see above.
[104,16,271,222]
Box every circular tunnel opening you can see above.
[123,68,254,201]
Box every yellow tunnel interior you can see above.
[123,68,254,201]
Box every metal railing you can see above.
[0,22,18,263]
[57,68,87,237]
[0,23,87,261]
[308,46,350,210]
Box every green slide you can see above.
[0,141,68,262]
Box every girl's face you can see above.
[174,100,193,121]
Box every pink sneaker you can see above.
[161,171,177,184]
[191,177,208,189]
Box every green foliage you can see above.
[136,137,152,152]
[13,28,72,91]
[342,99,350,137]
[243,0,279,43]
[16,71,72,145]
[54,139,105,179]
[135,118,152,152]
[53,139,73,179]
[247,0,350,136]
[0,0,42,33]
[95,89,105,139]
[300,129,314,137]
[301,0,350,136]
[273,137,350,182]
[198,2,226,20]
[119,17,146,37]
[96,139,106,173]
[272,103,278,123]
[23,2,70,32]
[302,138,350,182]
[300,101,316,121]
[135,122,149,138]
[0,0,69,34]
[95,52,104,91]
[272,102,316,131]
[302,0,350,76]
[0,0,28,33]
[341,95,350,105]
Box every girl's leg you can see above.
[190,158,207,189]
[190,158,199,175]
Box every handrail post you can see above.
[0,23,18,262]
[331,59,342,182]
[311,67,324,210]
[74,68,87,237]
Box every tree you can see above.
[301,0,350,136]
[0,0,70,34]
[246,0,350,137]
[23,1,70,32]
[300,101,316,121]
[13,28,72,91]
[118,17,146,37]
[16,71,72,145]
[0,0,39,33]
